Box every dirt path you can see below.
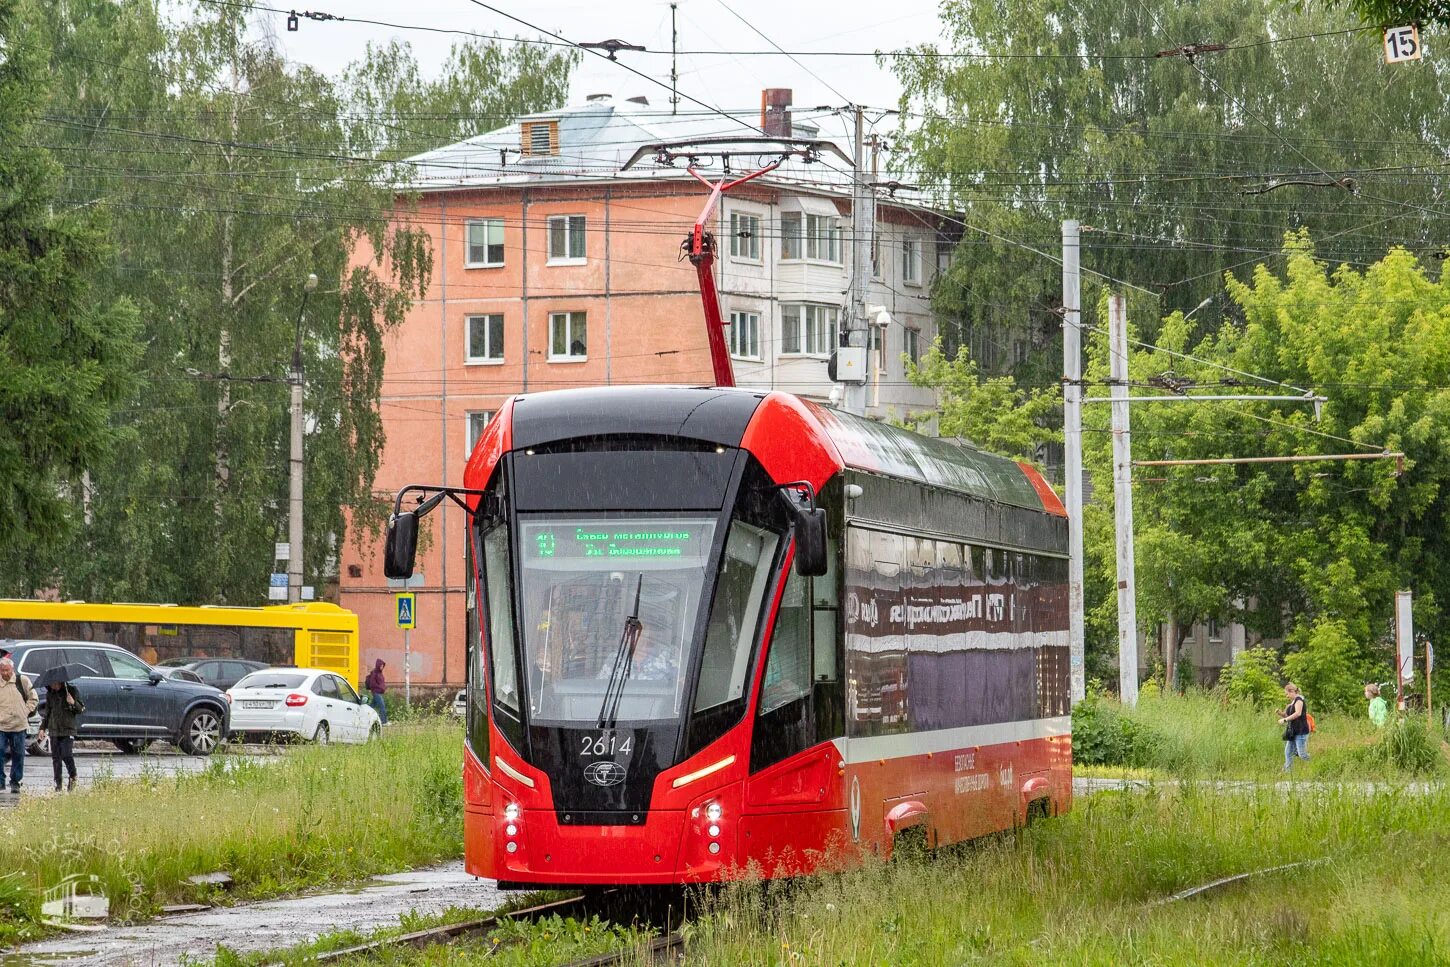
[5,862,503,967]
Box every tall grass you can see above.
[1075,689,1442,779]
[0,719,463,946]
[677,786,1450,964]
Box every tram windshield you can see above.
[518,517,719,725]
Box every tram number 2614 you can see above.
[580,732,633,757]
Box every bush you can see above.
[1071,682,1162,767]
[1283,618,1365,714]
[1222,647,1282,707]
[1355,715,1445,775]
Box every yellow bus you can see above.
[0,601,359,686]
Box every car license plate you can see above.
[242,700,273,709]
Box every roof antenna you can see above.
[670,3,680,116]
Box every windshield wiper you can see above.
[597,575,644,729]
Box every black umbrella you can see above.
[33,663,99,689]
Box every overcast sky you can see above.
[268,1,941,122]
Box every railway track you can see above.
[284,888,688,966]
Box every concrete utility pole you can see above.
[669,3,680,116]
[287,272,319,604]
[843,104,874,416]
[1109,293,1139,705]
[1062,220,1086,703]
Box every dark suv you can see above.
[5,641,230,756]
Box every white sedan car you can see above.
[226,668,380,744]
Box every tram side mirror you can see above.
[384,512,419,579]
[792,506,829,577]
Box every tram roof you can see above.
[806,403,1057,515]
[502,386,1060,517]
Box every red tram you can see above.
[384,385,1071,887]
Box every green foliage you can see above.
[4,1,577,601]
[1222,647,1284,707]
[1283,617,1367,713]
[1070,681,1163,766]
[905,341,1060,462]
[0,0,140,575]
[1354,715,1445,774]
[1311,0,1450,31]
[896,0,1450,352]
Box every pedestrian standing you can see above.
[364,659,388,725]
[0,659,37,793]
[1365,683,1389,728]
[38,680,83,791]
[1279,682,1311,772]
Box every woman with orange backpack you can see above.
[1278,682,1311,772]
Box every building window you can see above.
[902,237,922,285]
[547,215,586,262]
[805,214,841,262]
[871,232,882,278]
[466,410,495,453]
[870,325,885,370]
[780,212,840,262]
[781,303,838,356]
[466,314,504,363]
[780,212,802,260]
[729,310,761,359]
[465,219,504,267]
[904,327,921,366]
[730,213,760,260]
[549,311,587,360]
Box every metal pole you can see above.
[1062,220,1085,703]
[1109,293,1139,706]
[670,3,679,116]
[287,273,317,604]
[844,104,872,416]
[404,627,412,708]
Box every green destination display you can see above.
[525,520,710,563]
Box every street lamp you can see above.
[287,273,319,604]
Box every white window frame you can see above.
[804,214,841,263]
[548,311,587,361]
[729,212,761,262]
[728,309,761,360]
[902,236,923,286]
[465,313,505,364]
[466,410,495,453]
[780,303,838,357]
[547,215,587,264]
[465,219,504,268]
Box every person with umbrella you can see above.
[36,663,90,792]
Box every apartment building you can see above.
[339,91,950,688]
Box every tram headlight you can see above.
[705,802,723,823]
[504,802,520,822]
[708,824,720,838]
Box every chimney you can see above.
[761,88,792,138]
[627,96,649,106]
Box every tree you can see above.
[894,0,1450,367]
[16,1,576,602]
[1080,234,1450,686]
[905,342,1061,462]
[1311,0,1450,31]
[0,0,140,590]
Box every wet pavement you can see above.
[7,862,503,967]
[0,743,282,803]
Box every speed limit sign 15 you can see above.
[1384,24,1423,64]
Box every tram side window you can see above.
[483,524,521,713]
[465,529,489,760]
[760,567,811,715]
[811,537,839,682]
[695,521,779,712]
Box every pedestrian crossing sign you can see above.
[396,593,416,629]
